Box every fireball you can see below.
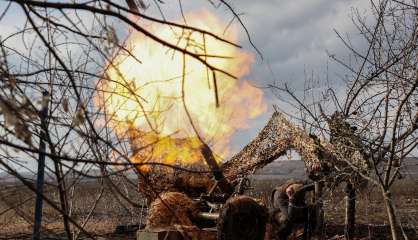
[96,11,266,169]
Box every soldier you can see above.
[270,164,321,239]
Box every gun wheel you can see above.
[217,196,267,240]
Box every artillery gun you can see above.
[134,111,367,240]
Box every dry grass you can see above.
[1,178,417,239]
[0,180,145,239]
[246,178,418,239]
[247,178,418,224]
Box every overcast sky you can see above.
[171,0,372,150]
[143,0,371,93]
[0,0,374,166]
[0,0,371,95]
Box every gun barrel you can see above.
[200,143,233,195]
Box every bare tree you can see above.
[335,1,418,239]
[271,0,417,239]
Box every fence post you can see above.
[32,91,49,240]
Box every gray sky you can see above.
[173,0,372,150]
[143,0,370,91]
[0,0,371,93]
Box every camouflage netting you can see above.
[222,111,325,181]
[132,111,369,199]
[222,111,369,185]
[137,170,213,203]
[146,191,200,228]
[321,112,369,185]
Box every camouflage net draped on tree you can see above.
[223,111,369,188]
[222,111,325,181]
[130,111,370,201]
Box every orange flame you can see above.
[96,11,266,169]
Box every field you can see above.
[250,178,418,239]
[1,178,417,240]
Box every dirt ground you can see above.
[1,178,417,239]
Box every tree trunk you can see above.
[383,190,399,240]
[344,183,356,240]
